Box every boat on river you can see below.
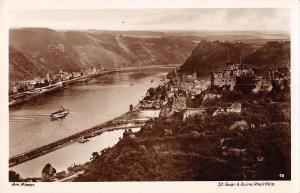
[78,138,89,144]
[50,107,69,120]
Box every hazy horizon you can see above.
[9,27,290,34]
[9,8,290,32]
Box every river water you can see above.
[9,68,169,178]
[11,128,141,178]
[9,68,169,157]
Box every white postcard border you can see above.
[0,0,299,193]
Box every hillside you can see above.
[180,40,290,77]
[9,47,37,81]
[243,41,290,69]
[9,28,198,81]
[74,89,290,181]
[9,28,290,81]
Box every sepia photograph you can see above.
[0,0,299,192]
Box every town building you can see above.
[46,73,50,82]
[179,78,209,96]
[83,67,97,75]
[186,75,194,82]
[213,102,242,116]
[252,78,273,93]
[171,93,187,112]
[211,62,254,91]
[33,76,41,83]
[72,72,81,78]
[210,71,236,91]
[202,92,222,102]
[241,66,290,93]
[170,76,181,86]
[9,82,19,94]
[229,120,248,131]
[10,85,18,94]
[166,91,175,98]
[182,108,205,121]
[51,74,61,82]
[59,70,71,81]
[27,81,37,90]
[139,100,154,110]
[226,61,253,74]
[194,80,210,94]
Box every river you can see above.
[11,128,141,178]
[9,68,169,157]
[9,68,170,179]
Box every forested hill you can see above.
[9,28,198,81]
[179,40,290,77]
[10,28,290,81]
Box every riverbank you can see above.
[9,109,160,167]
[70,68,290,181]
[9,64,179,108]
[74,91,291,181]
[9,67,168,180]
[9,67,165,180]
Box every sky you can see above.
[9,8,290,31]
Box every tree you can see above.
[147,88,156,98]
[91,152,99,160]
[44,79,50,86]
[18,87,25,93]
[9,170,21,182]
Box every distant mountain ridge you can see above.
[9,28,290,81]
[9,28,198,81]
